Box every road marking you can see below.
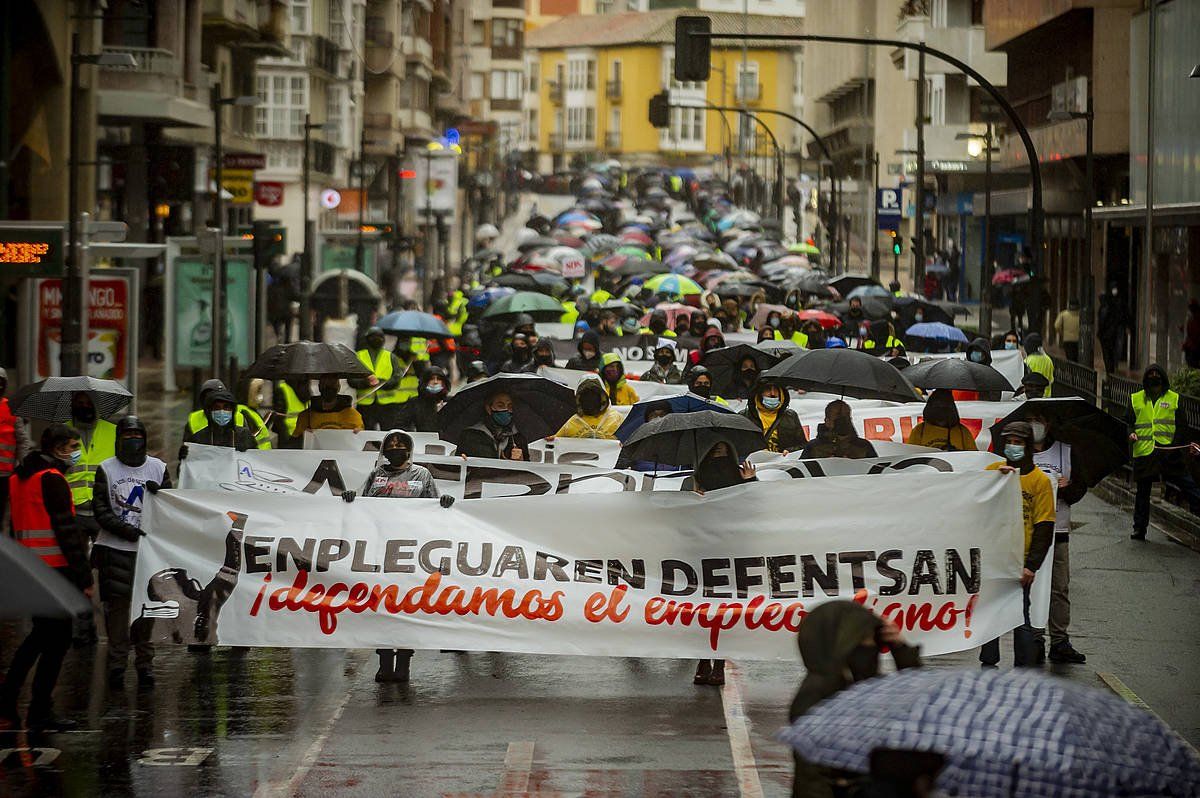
[252,689,352,798]
[1097,672,1198,754]
[497,740,535,796]
[720,661,765,798]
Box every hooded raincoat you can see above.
[740,384,807,453]
[600,352,639,406]
[361,431,438,498]
[557,377,623,439]
[565,330,603,372]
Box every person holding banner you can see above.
[557,377,622,440]
[293,378,364,435]
[906,390,978,452]
[179,388,258,467]
[395,367,450,433]
[456,391,530,461]
[741,380,807,454]
[344,430,452,683]
[981,422,1055,667]
[801,401,877,460]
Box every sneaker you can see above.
[1049,643,1087,664]
[136,668,156,686]
[107,669,126,688]
[1131,529,1147,541]
[27,714,79,732]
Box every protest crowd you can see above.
[2,165,1198,797]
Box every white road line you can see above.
[252,689,353,798]
[497,740,535,796]
[1097,671,1198,754]
[721,661,765,798]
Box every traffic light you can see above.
[674,16,712,82]
[889,230,902,257]
[251,220,280,272]
[648,91,670,128]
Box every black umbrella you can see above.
[713,281,771,299]
[243,341,371,381]
[517,235,559,253]
[616,410,766,469]
[492,271,569,296]
[437,373,576,444]
[11,376,133,421]
[988,398,1128,487]
[0,535,93,619]
[830,295,893,321]
[701,343,792,396]
[761,348,919,402]
[829,273,881,297]
[893,296,955,326]
[904,358,1015,393]
[753,339,804,359]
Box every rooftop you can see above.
[527,9,804,50]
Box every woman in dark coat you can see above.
[789,601,921,798]
[741,380,807,454]
[395,367,449,433]
[455,391,531,461]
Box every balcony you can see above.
[606,80,621,101]
[548,81,563,104]
[96,46,211,127]
[491,98,521,112]
[493,0,524,7]
[605,130,621,150]
[894,15,1006,87]
[203,0,288,55]
[364,113,396,132]
[311,35,340,76]
[365,25,395,49]
[548,132,564,151]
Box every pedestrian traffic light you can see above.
[892,236,903,257]
[251,220,279,272]
[648,91,670,129]
[674,16,711,82]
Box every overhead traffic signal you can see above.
[674,16,712,82]
[648,91,670,128]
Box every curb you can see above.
[1091,477,1200,554]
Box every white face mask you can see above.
[1030,421,1046,443]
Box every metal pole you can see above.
[914,49,926,291]
[870,153,880,279]
[349,123,365,318]
[0,1,11,219]
[1140,0,1156,370]
[981,122,994,340]
[62,32,83,376]
[211,86,227,378]
[1081,95,1095,365]
[300,112,313,340]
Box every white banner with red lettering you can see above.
[132,471,1025,658]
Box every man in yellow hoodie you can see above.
[599,353,639,406]
[557,376,623,439]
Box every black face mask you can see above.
[741,369,758,382]
[366,337,384,350]
[73,406,96,424]
[1146,378,1165,393]
[383,448,410,467]
[655,352,675,366]
[846,644,879,681]
[692,382,712,398]
[695,453,741,491]
[579,393,604,416]
[512,347,530,363]
[117,437,147,466]
[535,352,555,365]
[320,388,339,402]
[832,416,855,436]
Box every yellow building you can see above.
[525,10,803,172]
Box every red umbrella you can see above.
[619,230,653,247]
[991,267,1028,286]
[796,309,842,330]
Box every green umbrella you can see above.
[643,273,703,297]
[480,290,565,321]
[788,242,821,256]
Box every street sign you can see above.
[255,181,285,207]
[876,188,902,231]
[84,220,128,243]
[0,224,65,277]
[320,188,342,210]
[217,169,255,206]
[411,152,459,219]
[224,153,266,170]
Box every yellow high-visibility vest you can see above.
[65,419,116,512]
[356,349,403,405]
[1131,389,1179,459]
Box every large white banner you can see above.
[132,472,1025,658]
[305,430,625,467]
[180,443,1001,500]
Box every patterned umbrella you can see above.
[11,376,132,421]
[643,274,703,297]
[780,668,1200,798]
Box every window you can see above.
[567,57,596,91]
[490,69,522,100]
[596,0,614,12]
[665,56,703,91]
[610,106,621,132]
[491,19,521,49]
[565,107,596,143]
[668,106,705,146]
[255,72,308,139]
[326,85,344,146]
[525,108,538,139]
[527,61,539,92]
[290,0,310,34]
[470,72,485,100]
[736,62,759,101]
[330,0,346,47]
[611,60,622,86]
[471,21,485,45]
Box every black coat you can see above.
[800,424,877,460]
[741,405,808,454]
[457,423,531,460]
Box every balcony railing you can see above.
[311,35,339,75]
[548,81,563,103]
[99,46,178,76]
[365,25,395,49]
[606,79,621,100]
[605,130,621,149]
[363,112,395,131]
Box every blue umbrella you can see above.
[905,321,968,343]
[614,392,735,443]
[466,286,515,310]
[377,310,452,337]
[780,668,1200,798]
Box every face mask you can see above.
[655,352,674,366]
[425,383,445,396]
[1146,379,1164,391]
[914,313,924,323]
[1004,443,1026,463]
[968,351,984,363]
[579,394,604,416]
[491,410,513,427]
[73,406,96,424]
[846,644,879,681]
[1111,287,1119,296]
[61,449,82,468]
[692,383,712,398]
[1030,422,1046,443]
[512,347,530,362]
[367,337,384,350]
[581,348,597,361]
[761,395,781,410]
[768,318,780,328]
[741,369,758,381]
[118,437,146,463]
[1004,341,1018,350]
[212,410,233,427]
[383,448,410,467]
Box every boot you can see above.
[707,659,726,686]
[693,659,711,685]
[390,650,412,683]
[374,650,395,683]
[1049,642,1086,664]
[1131,529,1147,541]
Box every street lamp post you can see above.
[210,89,259,378]
[957,125,996,339]
[1048,95,1095,364]
[301,114,335,341]
[854,153,880,279]
[62,35,136,376]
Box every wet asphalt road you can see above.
[0,492,1197,797]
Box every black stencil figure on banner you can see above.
[134,511,246,646]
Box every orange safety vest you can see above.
[0,399,16,476]
[9,467,73,569]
